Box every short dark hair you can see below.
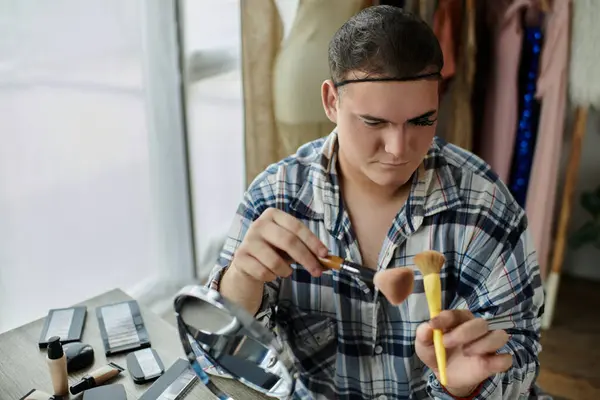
[328,5,444,84]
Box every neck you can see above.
[337,152,413,204]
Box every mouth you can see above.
[378,161,410,167]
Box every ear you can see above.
[321,80,339,124]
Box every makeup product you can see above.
[139,358,198,400]
[318,255,376,283]
[414,250,447,386]
[63,342,95,372]
[69,362,125,395]
[19,389,56,400]
[126,348,165,384]
[46,336,68,396]
[38,306,86,348]
[96,300,150,356]
[82,384,127,400]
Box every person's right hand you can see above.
[230,207,329,283]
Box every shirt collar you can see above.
[289,132,463,237]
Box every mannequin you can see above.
[241,0,370,185]
[272,0,368,157]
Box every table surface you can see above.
[0,289,271,400]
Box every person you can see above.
[208,5,545,399]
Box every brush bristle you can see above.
[413,250,445,276]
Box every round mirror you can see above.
[174,285,298,399]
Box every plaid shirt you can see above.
[208,132,545,400]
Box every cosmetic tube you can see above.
[46,336,68,396]
[69,362,124,395]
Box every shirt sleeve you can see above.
[206,189,280,328]
[427,210,545,399]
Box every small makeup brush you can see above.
[318,255,376,283]
[413,250,447,387]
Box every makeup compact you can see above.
[96,300,150,356]
[139,358,197,400]
[38,307,86,348]
[82,384,127,400]
[63,342,95,372]
[126,348,165,384]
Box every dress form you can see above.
[272,0,366,156]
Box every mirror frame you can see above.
[173,285,300,399]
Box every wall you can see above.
[0,1,159,332]
[563,109,600,281]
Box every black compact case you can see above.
[126,348,165,384]
[96,300,150,356]
[38,307,87,348]
[82,384,127,400]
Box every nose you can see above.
[383,127,408,158]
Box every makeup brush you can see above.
[318,255,376,283]
[413,250,447,386]
[373,268,415,305]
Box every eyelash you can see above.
[362,118,437,127]
[410,118,437,127]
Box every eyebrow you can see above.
[359,109,438,124]
[407,110,437,123]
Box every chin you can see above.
[366,170,412,188]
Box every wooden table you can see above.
[0,289,271,400]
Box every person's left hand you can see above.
[415,309,513,397]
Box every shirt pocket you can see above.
[289,312,338,376]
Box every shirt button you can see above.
[379,395,388,400]
[374,345,383,355]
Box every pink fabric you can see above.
[479,0,531,183]
[526,0,571,280]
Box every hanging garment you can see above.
[433,0,463,81]
[525,0,571,280]
[478,0,531,183]
[507,23,543,207]
[444,0,476,151]
[471,0,495,153]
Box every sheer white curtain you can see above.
[181,0,246,280]
[0,0,194,332]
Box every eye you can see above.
[362,119,383,127]
[410,118,437,127]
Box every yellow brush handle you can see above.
[433,329,447,386]
[423,274,447,386]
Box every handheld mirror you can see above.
[174,285,299,399]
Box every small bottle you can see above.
[46,336,69,396]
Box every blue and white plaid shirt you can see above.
[209,132,545,400]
